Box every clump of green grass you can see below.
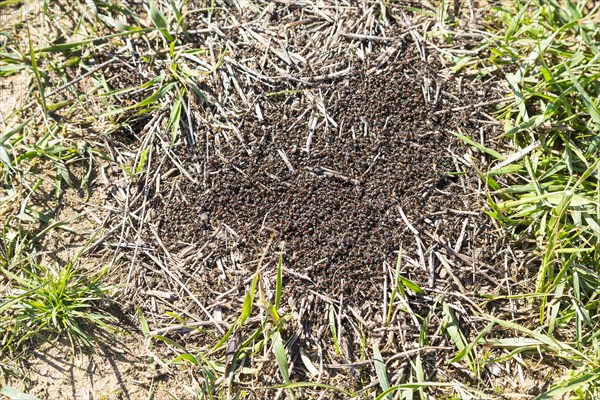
[0,232,116,353]
[453,0,600,397]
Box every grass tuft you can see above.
[453,0,600,397]
[0,234,116,353]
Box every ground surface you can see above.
[1,1,548,399]
[149,35,507,323]
[115,4,526,398]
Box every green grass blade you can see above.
[450,321,495,363]
[33,212,87,240]
[536,368,600,400]
[38,29,153,52]
[27,35,46,116]
[487,315,582,357]
[102,81,177,117]
[442,301,467,356]
[566,66,600,154]
[373,344,391,399]
[275,253,283,311]
[328,304,340,355]
[166,95,182,145]
[0,119,30,145]
[241,269,259,324]
[148,0,175,42]
[454,131,504,159]
[273,331,295,400]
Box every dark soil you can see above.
[150,38,503,306]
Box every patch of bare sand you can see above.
[0,71,29,129]
[5,334,186,400]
